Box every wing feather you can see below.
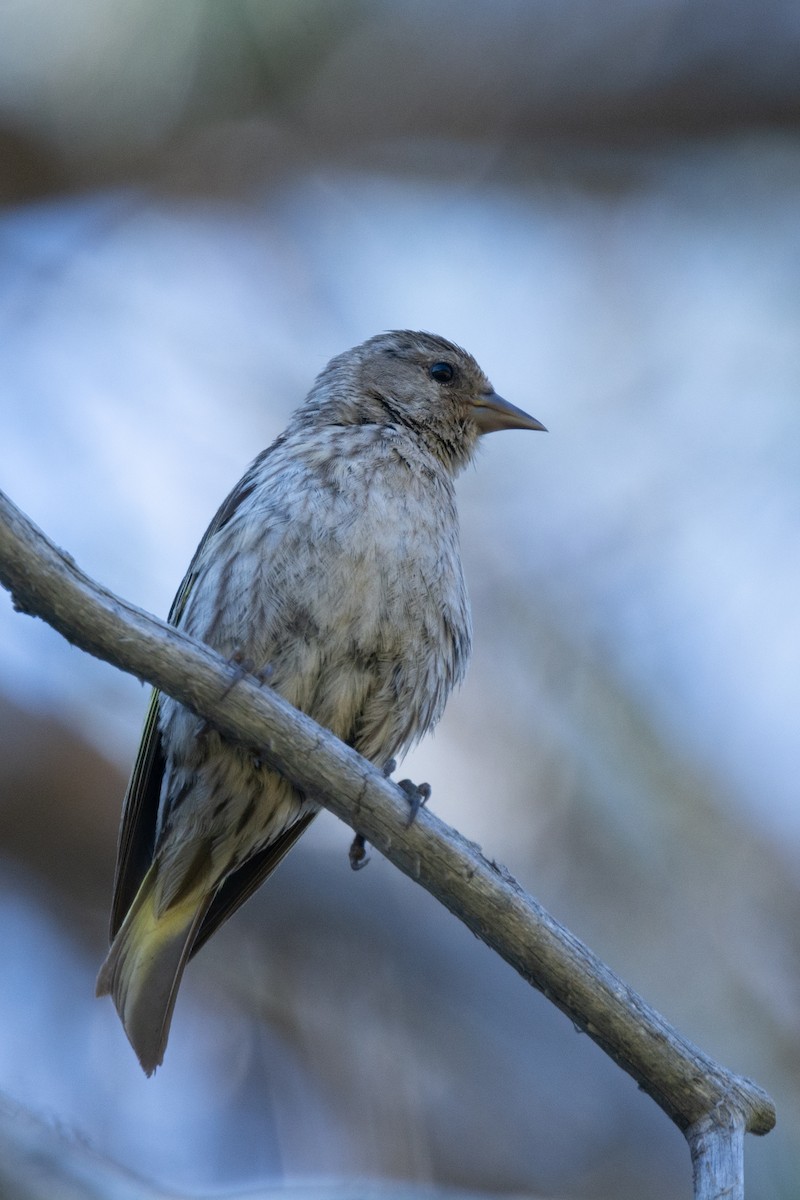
[189,809,318,957]
[109,450,275,940]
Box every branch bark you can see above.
[0,489,776,1198]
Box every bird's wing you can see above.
[109,689,165,937]
[189,808,318,957]
[109,452,273,939]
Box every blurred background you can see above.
[0,1,799,1197]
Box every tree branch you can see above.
[0,489,776,1198]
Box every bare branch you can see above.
[687,1109,747,1200]
[0,489,776,1196]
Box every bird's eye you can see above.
[429,362,455,384]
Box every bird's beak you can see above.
[472,391,547,435]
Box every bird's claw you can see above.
[349,766,430,867]
[398,778,431,826]
[349,832,370,871]
[221,652,273,699]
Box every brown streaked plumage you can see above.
[96,330,545,1074]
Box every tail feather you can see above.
[96,863,210,1075]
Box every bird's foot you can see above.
[349,832,370,871]
[221,652,273,699]
[398,778,431,826]
[385,757,432,823]
[348,763,429,869]
[220,651,254,699]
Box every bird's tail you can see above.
[96,863,210,1076]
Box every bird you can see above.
[96,330,546,1074]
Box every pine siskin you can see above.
[96,330,545,1073]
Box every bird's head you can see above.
[307,330,545,474]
